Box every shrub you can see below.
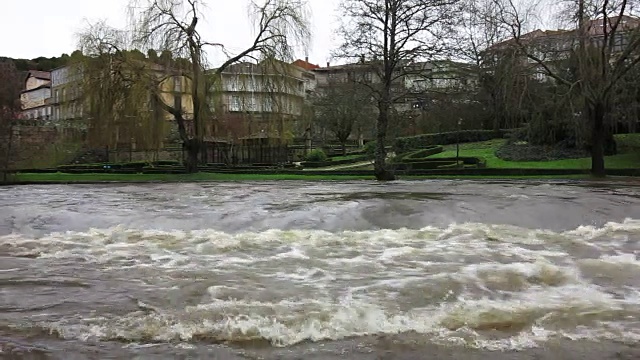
[364,141,376,159]
[394,130,506,154]
[305,149,328,162]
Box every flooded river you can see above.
[1,180,640,359]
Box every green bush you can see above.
[364,141,376,159]
[305,149,328,162]
[395,130,505,154]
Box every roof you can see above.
[21,84,51,93]
[27,70,51,81]
[312,62,373,72]
[292,59,320,70]
[488,15,640,51]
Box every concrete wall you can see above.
[26,77,49,91]
[1,124,84,169]
[21,87,51,109]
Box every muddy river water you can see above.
[1,180,639,359]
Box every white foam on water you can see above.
[35,287,640,349]
[2,220,639,350]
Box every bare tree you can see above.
[79,0,310,172]
[490,0,640,177]
[0,61,22,182]
[313,79,375,155]
[337,0,461,181]
[459,0,531,131]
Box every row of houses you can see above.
[18,56,473,143]
[18,15,640,144]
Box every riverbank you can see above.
[0,171,609,185]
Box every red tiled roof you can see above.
[292,59,320,70]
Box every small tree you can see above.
[337,0,461,180]
[313,78,375,155]
[0,61,22,182]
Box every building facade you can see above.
[20,70,52,120]
[213,60,313,143]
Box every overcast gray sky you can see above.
[1,0,341,66]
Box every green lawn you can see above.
[430,137,640,169]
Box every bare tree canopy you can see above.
[313,79,375,155]
[337,0,461,180]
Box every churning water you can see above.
[1,180,640,359]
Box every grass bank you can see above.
[430,137,640,169]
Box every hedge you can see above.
[395,130,506,154]
[433,157,487,167]
[301,155,369,168]
[393,156,486,170]
[402,161,458,170]
[57,161,169,171]
[400,146,444,162]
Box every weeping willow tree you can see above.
[124,0,310,172]
[77,23,169,154]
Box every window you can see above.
[55,89,60,103]
[246,96,256,112]
[55,107,60,120]
[263,97,273,112]
[230,95,241,111]
[174,76,182,92]
[62,88,67,102]
[229,78,240,91]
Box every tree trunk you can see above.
[374,105,395,181]
[183,138,200,173]
[589,102,606,177]
[2,121,14,183]
[341,141,347,156]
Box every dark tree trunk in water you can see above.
[183,138,200,173]
[374,106,395,181]
[589,102,606,178]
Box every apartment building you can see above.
[213,59,313,142]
